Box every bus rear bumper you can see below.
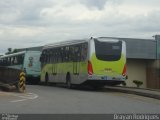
[82,79,125,86]
[82,75,126,86]
[87,74,126,81]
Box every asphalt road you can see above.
[0,85,160,114]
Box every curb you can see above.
[105,86,160,100]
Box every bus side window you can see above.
[11,57,13,65]
[55,49,57,63]
[3,59,7,66]
[60,47,64,62]
[0,60,1,65]
[41,50,46,64]
[69,46,74,62]
[8,57,11,65]
[17,55,24,65]
[81,43,88,61]
[40,54,43,63]
[75,45,81,62]
[72,46,77,62]
[58,48,62,63]
[72,45,80,62]
[40,51,46,63]
[52,50,55,63]
[51,50,53,63]
[7,57,10,65]
[44,50,48,64]
[78,45,82,62]
[55,49,58,63]
[49,50,52,63]
[47,51,50,63]
[0,59,3,66]
[68,46,72,62]
[14,56,18,65]
[60,46,68,63]
[65,46,69,62]
[40,55,42,62]
[50,49,53,63]
[1,59,4,66]
[22,55,24,64]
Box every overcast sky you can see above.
[0,0,160,54]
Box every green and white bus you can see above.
[0,51,41,83]
[40,37,126,88]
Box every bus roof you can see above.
[43,37,124,50]
[43,39,89,49]
[0,51,26,59]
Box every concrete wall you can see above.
[0,66,20,85]
[126,59,147,88]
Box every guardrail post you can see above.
[18,70,26,93]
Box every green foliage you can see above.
[12,49,18,53]
[5,48,18,55]
[5,48,12,55]
[133,80,143,88]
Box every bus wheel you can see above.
[45,73,49,85]
[66,73,72,89]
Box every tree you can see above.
[5,48,12,55]
[12,49,18,53]
[5,48,18,55]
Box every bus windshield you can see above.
[94,39,122,61]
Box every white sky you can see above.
[0,0,160,54]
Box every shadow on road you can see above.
[36,82,118,93]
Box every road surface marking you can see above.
[0,91,10,95]
[10,93,38,103]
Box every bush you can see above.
[121,81,126,86]
[133,80,143,88]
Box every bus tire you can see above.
[66,73,72,89]
[45,73,49,85]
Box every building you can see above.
[17,35,160,89]
[116,35,160,89]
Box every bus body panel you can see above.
[87,38,126,83]
[0,51,41,83]
[40,41,89,84]
[40,38,126,87]
[23,51,41,78]
[90,54,125,77]
[40,61,88,84]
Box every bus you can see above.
[0,51,41,84]
[40,37,127,88]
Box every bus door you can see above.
[73,46,81,75]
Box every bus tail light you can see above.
[88,61,93,75]
[122,64,126,76]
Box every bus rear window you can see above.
[94,39,122,61]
